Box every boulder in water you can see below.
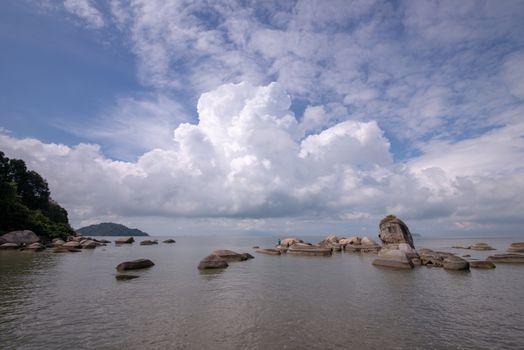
[378,215,415,248]
[339,236,361,246]
[372,249,414,269]
[163,239,176,243]
[487,254,524,263]
[0,243,19,250]
[26,242,45,251]
[281,237,304,247]
[255,248,281,255]
[115,237,135,244]
[469,243,496,251]
[81,240,97,249]
[63,241,82,249]
[507,242,524,253]
[212,250,251,262]
[469,260,496,269]
[140,240,158,246]
[198,254,229,269]
[1,230,40,245]
[287,244,332,256]
[116,259,155,271]
[115,274,140,281]
[443,256,469,270]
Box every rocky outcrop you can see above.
[281,237,304,247]
[163,239,176,243]
[487,254,524,263]
[378,215,414,248]
[443,256,469,270]
[372,249,414,269]
[198,254,229,269]
[255,248,281,255]
[140,240,158,246]
[115,237,135,244]
[0,230,40,245]
[507,242,524,253]
[287,244,332,256]
[116,259,155,271]
[469,260,496,269]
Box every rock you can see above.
[287,244,332,256]
[0,243,20,250]
[163,239,176,243]
[0,230,40,245]
[255,248,281,255]
[339,236,361,246]
[252,246,260,249]
[140,240,158,245]
[378,215,415,248]
[357,237,381,253]
[507,242,524,253]
[398,243,416,254]
[63,241,82,249]
[462,254,471,257]
[469,260,496,269]
[26,243,45,251]
[469,243,496,251]
[318,240,342,251]
[70,236,83,242]
[51,239,65,247]
[98,239,112,244]
[81,240,97,249]
[116,259,155,271]
[324,234,339,243]
[452,246,470,249]
[115,275,140,281]
[281,237,304,247]
[419,249,455,267]
[212,250,251,262]
[198,254,229,269]
[240,253,254,260]
[372,249,414,269]
[487,254,524,263]
[115,237,135,244]
[443,256,469,270]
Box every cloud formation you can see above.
[1,82,523,234]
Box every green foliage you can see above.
[0,151,74,238]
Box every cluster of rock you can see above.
[52,235,110,253]
[198,250,254,270]
[452,242,496,251]
[0,230,110,253]
[507,242,524,253]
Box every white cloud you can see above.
[2,82,524,235]
[63,0,105,28]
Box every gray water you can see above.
[1,235,524,350]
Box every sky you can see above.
[1,0,523,237]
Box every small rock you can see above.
[115,237,135,244]
[198,254,229,269]
[252,246,260,249]
[163,239,176,243]
[0,243,19,250]
[26,242,45,251]
[140,240,158,245]
[469,260,496,269]
[469,243,496,251]
[116,259,155,271]
[115,275,140,281]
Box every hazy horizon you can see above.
[1,0,524,236]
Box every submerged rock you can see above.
[378,215,415,248]
[469,260,496,269]
[116,259,155,271]
[163,239,176,243]
[443,256,469,270]
[198,254,229,269]
[372,249,414,269]
[255,248,281,255]
[487,254,524,263]
[115,237,135,244]
[507,242,524,253]
[115,275,140,281]
[1,230,40,245]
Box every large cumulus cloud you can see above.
[1,82,524,234]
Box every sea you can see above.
[1,235,523,349]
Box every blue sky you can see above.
[1,0,523,236]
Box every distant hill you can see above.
[76,223,149,236]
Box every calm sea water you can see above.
[1,235,524,349]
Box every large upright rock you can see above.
[378,215,414,248]
[1,230,40,245]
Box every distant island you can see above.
[76,222,149,236]
[412,233,422,237]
